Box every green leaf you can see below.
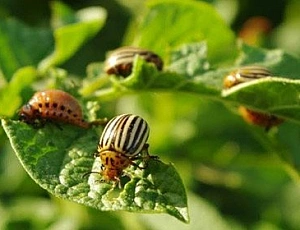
[222,77,300,124]
[50,1,78,27]
[90,42,300,125]
[0,19,53,80]
[89,43,228,101]
[0,67,37,117]
[168,42,210,78]
[38,3,107,72]
[132,0,237,64]
[234,43,300,79]
[137,193,236,230]
[221,43,300,124]
[2,119,189,223]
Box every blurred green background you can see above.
[1,0,300,229]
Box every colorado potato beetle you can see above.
[104,46,163,77]
[88,114,152,182]
[223,65,271,89]
[19,89,92,128]
[223,66,283,130]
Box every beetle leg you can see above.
[140,143,159,161]
[94,151,100,158]
[129,160,146,170]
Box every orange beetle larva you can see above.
[223,66,283,130]
[19,89,91,128]
[104,46,163,77]
[238,107,283,131]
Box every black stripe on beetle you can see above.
[98,114,149,157]
[104,46,163,77]
[224,65,271,89]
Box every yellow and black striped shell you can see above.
[224,65,271,89]
[95,114,150,181]
[104,46,163,77]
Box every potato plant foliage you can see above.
[1,0,300,228]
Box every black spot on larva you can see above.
[52,111,56,116]
[59,112,63,117]
[67,109,72,114]
[38,103,43,108]
[60,105,65,111]
[105,157,109,165]
[45,102,50,108]
[110,158,115,166]
[53,103,58,108]
[73,114,78,118]
[45,111,50,116]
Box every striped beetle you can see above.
[19,89,107,129]
[223,65,271,89]
[223,66,283,130]
[104,46,163,77]
[90,114,154,182]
